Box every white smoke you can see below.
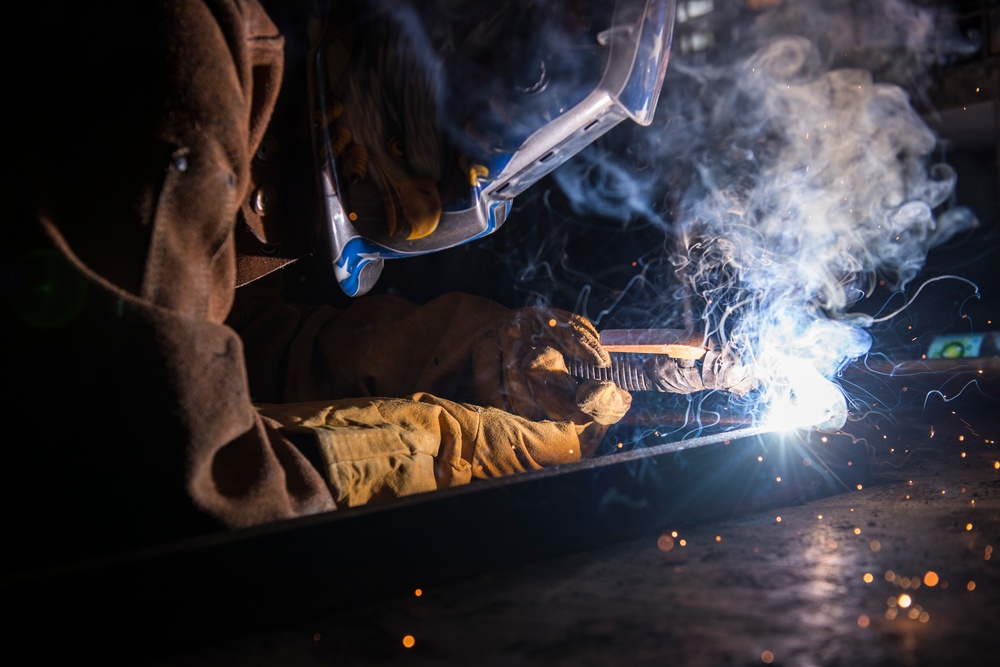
[552,0,979,425]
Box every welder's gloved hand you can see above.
[257,393,611,507]
[473,307,632,434]
[701,347,758,396]
[650,345,757,396]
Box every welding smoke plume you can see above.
[552,0,979,426]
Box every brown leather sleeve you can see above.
[229,273,516,406]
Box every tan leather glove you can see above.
[472,307,632,434]
[649,344,757,396]
[257,393,601,507]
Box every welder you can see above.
[3,0,749,567]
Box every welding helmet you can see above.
[308,0,676,296]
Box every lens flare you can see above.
[760,362,849,431]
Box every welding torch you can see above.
[566,328,745,428]
[568,330,847,432]
[566,328,709,392]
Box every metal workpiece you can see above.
[2,422,869,665]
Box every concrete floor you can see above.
[144,396,1000,667]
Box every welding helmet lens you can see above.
[310,0,677,296]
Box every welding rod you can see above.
[599,328,707,360]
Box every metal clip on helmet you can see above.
[309,0,677,296]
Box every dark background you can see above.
[7,2,999,665]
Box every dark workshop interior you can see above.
[5,1,1000,665]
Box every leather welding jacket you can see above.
[5,0,336,568]
[3,0,629,569]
